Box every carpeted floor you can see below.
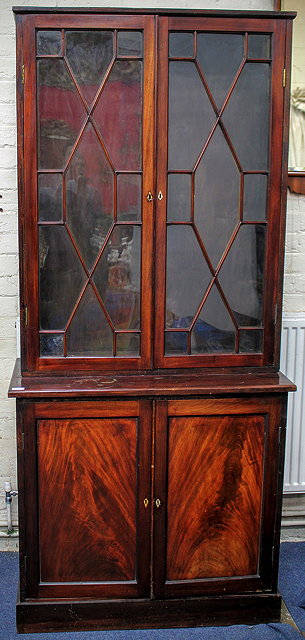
[279,542,305,633]
[0,543,304,639]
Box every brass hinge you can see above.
[24,307,28,327]
[282,68,286,88]
[274,303,278,326]
[22,64,25,84]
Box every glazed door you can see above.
[21,400,151,599]
[21,14,155,373]
[153,396,283,598]
[154,16,287,368]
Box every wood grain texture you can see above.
[166,414,264,580]
[8,358,296,397]
[38,417,137,582]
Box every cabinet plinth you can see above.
[11,7,295,633]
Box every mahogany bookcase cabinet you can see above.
[9,7,296,634]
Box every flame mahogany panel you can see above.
[38,417,138,583]
[166,414,264,580]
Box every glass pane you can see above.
[66,31,113,105]
[39,226,86,330]
[66,123,114,270]
[248,35,271,59]
[192,285,236,353]
[117,31,143,57]
[38,174,62,222]
[168,61,216,171]
[40,334,64,357]
[167,174,191,222]
[165,331,188,355]
[117,174,141,221]
[67,284,113,356]
[218,224,266,327]
[197,33,244,110]
[166,226,212,328]
[37,31,61,56]
[243,174,267,221]
[37,59,86,170]
[195,125,240,267]
[222,63,270,171]
[169,32,194,58]
[116,333,140,356]
[93,225,141,330]
[239,329,263,352]
[94,60,142,171]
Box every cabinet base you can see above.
[17,593,282,634]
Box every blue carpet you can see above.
[279,542,305,632]
[0,547,304,639]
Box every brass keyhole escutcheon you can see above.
[143,498,149,508]
[157,191,163,200]
[146,191,153,202]
[155,498,161,508]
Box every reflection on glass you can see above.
[37,59,86,170]
[197,33,244,109]
[168,61,216,170]
[67,284,113,356]
[94,60,142,171]
[239,329,263,352]
[165,331,188,354]
[117,31,143,57]
[218,224,266,327]
[37,31,61,56]
[93,225,141,330]
[195,125,240,267]
[192,285,235,353]
[248,35,271,59]
[39,226,86,330]
[243,174,267,221]
[117,174,141,221]
[38,174,62,221]
[40,334,64,357]
[166,226,211,328]
[167,174,191,222]
[116,333,140,356]
[222,63,270,171]
[66,31,113,105]
[169,32,194,58]
[66,123,114,269]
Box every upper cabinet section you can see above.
[15,10,294,374]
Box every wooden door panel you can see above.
[154,17,287,370]
[166,414,264,580]
[153,396,283,598]
[21,14,155,374]
[26,400,152,599]
[38,417,137,583]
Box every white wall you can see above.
[2,0,304,542]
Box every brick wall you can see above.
[2,0,303,542]
[284,192,305,312]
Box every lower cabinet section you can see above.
[16,393,286,632]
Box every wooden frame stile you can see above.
[263,18,288,368]
[273,17,293,369]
